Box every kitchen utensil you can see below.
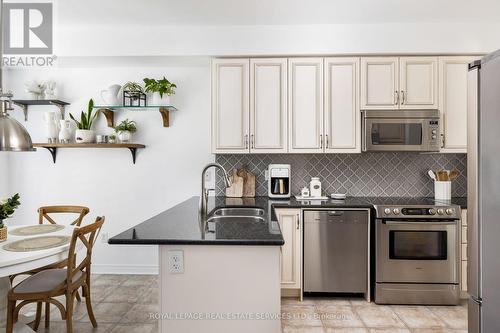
[428,170,437,181]
[448,170,459,181]
[237,168,256,198]
[225,169,243,198]
[437,170,449,181]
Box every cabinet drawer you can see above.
[462,226,467,244]
[461,244,467,261]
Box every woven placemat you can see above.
[3,235,71,252]
[9,224,65,236]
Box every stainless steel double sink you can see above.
[206,207,265,223]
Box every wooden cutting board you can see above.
[237,168,256,197]
[225,169,243,198]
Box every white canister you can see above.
[301,187,310,197]
[434,181,452,201]
[58,120,72,143]
[310,177,322,197]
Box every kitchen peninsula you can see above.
[109,196,284,333]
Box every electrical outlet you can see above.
[101,232,108,243]
[168,250,184,274]
[264,170,269,181]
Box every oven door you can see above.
[363,118,431,152]
[376,219,459,284]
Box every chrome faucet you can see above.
[199,163,231,217]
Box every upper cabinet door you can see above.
[250,59,288,153]
[324,57,361,153]
[211,59,250,154]
[288,58,324,153]
[361,57,399,110]
[439,56,481,153]
[399,57,438,109]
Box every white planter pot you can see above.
[118,131,132,143]
[75,129,95,143]
[151,93,171,106]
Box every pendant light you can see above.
[0,0,35,151]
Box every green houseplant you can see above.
[143,77,177,105]
[114,119,137,142]
[70,99,98,143]
[0,193,21,242]
[122,81,144,100]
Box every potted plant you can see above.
[122,81,146,106]
[0,193,21,242]
[70,99,98,143]
[108,134,117,144]
[143,76,177,105]
[114,119,137,142]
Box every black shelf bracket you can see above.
[43,147,57,163]
[128,147,138,164]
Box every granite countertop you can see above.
[109,196,467,246]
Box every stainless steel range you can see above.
[374,198,461,305]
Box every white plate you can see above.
[331,193,347,200]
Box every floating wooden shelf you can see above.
[33,143,146,164]
[94,106,177,128]
[13,100,70,121]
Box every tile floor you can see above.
[15,274,467,333]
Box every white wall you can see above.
[55,22,498,57]
[3,64,213,274]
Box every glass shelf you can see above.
[94,105,177,112]
[93,105,176,127]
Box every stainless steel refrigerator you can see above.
[467,50,500,333]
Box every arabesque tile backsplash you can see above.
[215,153,467,198]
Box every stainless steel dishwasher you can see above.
[304,210,369,295]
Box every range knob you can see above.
[393,208,400,215]
[432,135,437,139]
[384,208,391,215]
[437,208,445,215]
[432,129,437,134]
[446,208,455,215]
[428,208,437,215]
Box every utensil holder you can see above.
[435,181,451,200]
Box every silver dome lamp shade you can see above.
[0,0,35,152]
[0,90,35,151]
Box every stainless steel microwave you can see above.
[362,110,441,152]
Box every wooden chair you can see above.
[10,206,90,312]
[6,216,105,333]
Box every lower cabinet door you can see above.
[276,209,302,290]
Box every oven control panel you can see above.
[377,205,460,219]
[428,120,440,149]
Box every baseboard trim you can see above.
[92,264,159,275]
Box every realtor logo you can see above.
[3,2,53,54]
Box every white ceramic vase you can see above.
[151,93,171,105]
[75,129,95,143]
[118,131,131,143]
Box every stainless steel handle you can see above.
[325,134,329,149]
[328,211,344,216]
[251,134,255,149]
[244,134,249,149]
[401,90,405,104]
[383,220,457,226]
[320,134,323,149]
[296,214,300,230]
[394,91,399,105]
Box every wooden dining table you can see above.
[0,224,76,333]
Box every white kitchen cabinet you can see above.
[361,57,399,109]
[399,57,438,109]
[275,209,302,291]
[324,57,361,153]
[288,58,324,153]
[439,56,481,153]
[211,58,250,153]
[460,209,468,296]
[250,58,288,153]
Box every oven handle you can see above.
[382,220,458,226]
